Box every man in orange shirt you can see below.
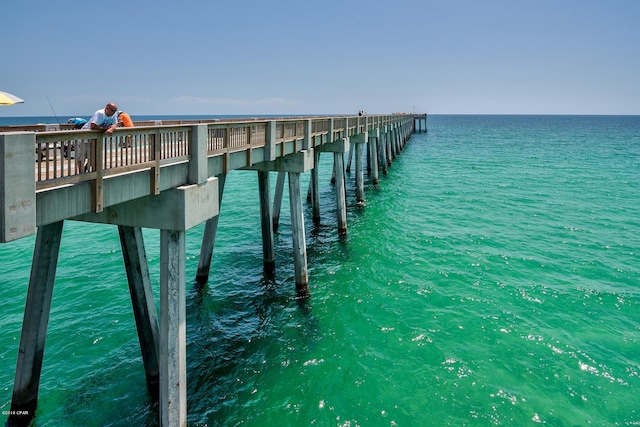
[117,111,134,128]
[116,111,134,147]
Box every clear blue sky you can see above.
[2,0,639,116]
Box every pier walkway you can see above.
[1,113,427,426]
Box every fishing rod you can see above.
[45,94,60,126]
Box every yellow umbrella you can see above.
[0,91,25,106]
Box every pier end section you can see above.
[1,132,36,242]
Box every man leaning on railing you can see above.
[77,102,119,172]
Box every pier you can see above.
[1,112,427,426]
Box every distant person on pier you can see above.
[77,102,119,172]
[67,117,87,129]
[117,111,133,128]
[117,110,134,147]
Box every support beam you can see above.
[311,150,321,223]
[369,135,379,188]
[391,127,398,159]
[119,225,160,400]
[386,128,393,166]
[345,144,353,173]
[245,150,313,295]
[333,153,348,236]
[355,141,365,207]
[330,163,336,185]
[72,179,219,426]
[258,170,275,270]
[160,229,187,427]
[9,221,64,427]
[196,174,227,285]
[347,133,368,207]
[379,130,388,174]
[315,137,350,236]
[288,172,309,297]
[272,171,286,232]
[247,148,314,232]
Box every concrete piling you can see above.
[159,229,187,427]
[288,171,309,297]
[258,170,275,271]
[272,171,286,232]
[352,133,367,207]
[369,132,380,188]
[334,152,348,236]
[119,225,160,399]
[195,174,227,285]
[311,150,321,223]
[8,221,64,427]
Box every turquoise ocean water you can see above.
[1,115,639,426]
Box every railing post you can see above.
[189,124,208,185]
[265,121,277,162]
[150,129,161,195]
[246,125,253,166]
[328,118,334,143]
[223,127,230,173]
[93,135,104,213]
[303,120,312,151]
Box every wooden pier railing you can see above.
[31,115,405,190]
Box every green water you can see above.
[1,115,639,426]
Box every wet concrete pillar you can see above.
[334,151,348,236]
[345,144,354,173]
[288,172,309,297]
[351,133,367,207]
[355,142,364,206]
[369,130,380,188]
[119,225,160,400]
[247,150,313,296]
[311,150,321,223]
[258,170,275,270]
[9,220,64,427]
[196,174,227,285]
[379,129,388,175]
[159,229,186,427]
[385,127,393,166]
[272,171,286,232]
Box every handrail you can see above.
[31,115,416,192]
